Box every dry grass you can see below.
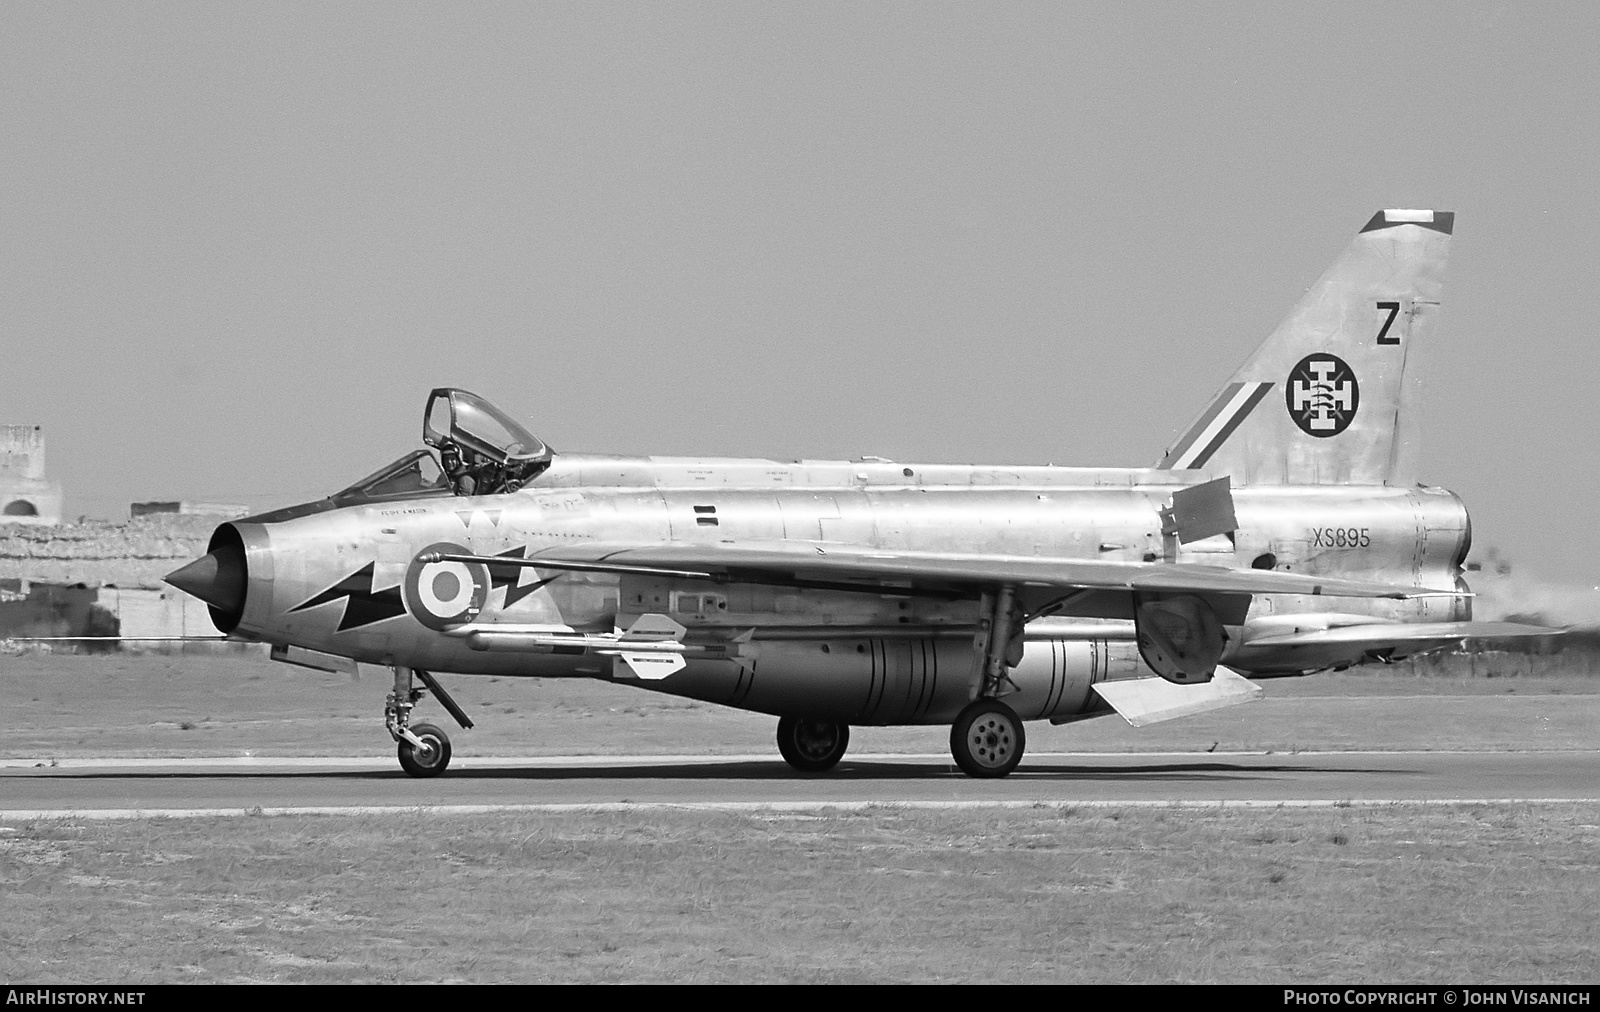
[1,804,1595,984]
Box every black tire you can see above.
[950,699,1025,778]
[398,722,452,778]
[776,717,850,773]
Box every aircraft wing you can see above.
[435,541,1453,601]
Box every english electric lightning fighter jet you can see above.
[167,209,1548,778]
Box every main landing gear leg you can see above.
[950,586,1027,778]
[386,665,455,778]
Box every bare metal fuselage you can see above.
[217,454,1470,726]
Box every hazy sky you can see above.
[3,3,1597,583]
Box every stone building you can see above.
[0,425,63,525]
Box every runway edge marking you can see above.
[7,748,1600,770]
[3,798,1600,821]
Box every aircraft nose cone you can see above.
[165,547,245,614]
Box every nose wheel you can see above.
[950,698,1025,778]
[397,722,452,778]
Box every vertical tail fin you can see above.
[1158,209,1452,485]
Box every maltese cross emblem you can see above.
[1286,353,1359,438]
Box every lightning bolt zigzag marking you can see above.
[289,563,407,632]
[488,546,560,608]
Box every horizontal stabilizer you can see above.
[1242,620,1560,649]
[1229,619,1563,674]
[618,652,685,680]
[1091,666,1263,727]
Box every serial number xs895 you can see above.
[1311,527,1372,548]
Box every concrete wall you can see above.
[0,512,264,653]
[99,585,259,653]
[130,501,248,519]
[0,580,262,655]
[0,514,214,587]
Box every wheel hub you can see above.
[796,722,839,760]
[969,716,1014,768]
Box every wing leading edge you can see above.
[428,541,1455,601]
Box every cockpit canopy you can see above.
[330,389,552,506]
[422,388,553,496]
[331,450,450,506]
[247,390,551,522]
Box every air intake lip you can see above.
[164,523,248,633]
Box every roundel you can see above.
[1285,353,1359,438]
[404,542,490,630]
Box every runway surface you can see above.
[3,749,1598,816]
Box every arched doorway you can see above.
[3,500,38,516]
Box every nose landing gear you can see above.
[385,665,474,777]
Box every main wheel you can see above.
[950,699,1025,778]
[776,717,850,773]
[398,722,452,778]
